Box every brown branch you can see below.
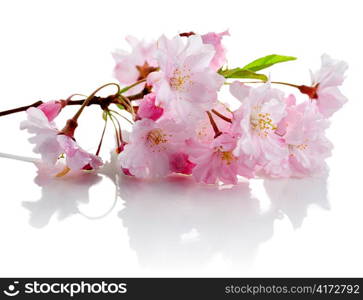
[0,100,44,117]
[128,91,146,101]
[128,86,152,101]
[0,94,143,118]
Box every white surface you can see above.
[0,0,362,277]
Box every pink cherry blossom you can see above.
[38,100,64,122]
[187,133,254,184]
[113,36,158,95]
[137,93,164,121]
[20,107,63,165]
[147,35,224,123]
[310,54,348,117]
[230,81,288,176]
[21,107,102,171]
[8,32,348,185]
[201,30,229,71]
[57,135,103,171]
[118,118,189,178]
[281,98,332,177]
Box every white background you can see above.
[0,0,362,277]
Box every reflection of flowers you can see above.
[264,176,329,228]
[117,174,329,270]
[23,163,102,228]
[3,151,329,270]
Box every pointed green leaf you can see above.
[116,104,125,110]
[243,54,297,72]
[219,68,268,81]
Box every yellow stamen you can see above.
[218,150,236,165]
[170,67,192,91]
[55,166,71,177]
[146,129,170,152]
[250,106,277,137]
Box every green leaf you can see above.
[116,104,125,110]
[219,68,268,81]
[243,54,297,72]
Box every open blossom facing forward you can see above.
[118,118,190,178]
[1,31,347,185]
[230,82,288,176]
[187,133,254,184]
[147,35,224,122]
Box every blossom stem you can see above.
[119,95,136,120]
[72,83,120,122]
[206,111,222,138]
[211,109,232,123]
[110,112,124,144]
[108,109,134,125]
[225,80,300,88]
[107,110,123,148]
[118,79,146,94]
[270,81,300,88]
[95,115,108,156]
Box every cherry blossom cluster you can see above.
[3,31,347,184]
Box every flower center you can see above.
[136,62,158,81]
[218,150,236,165]
[250,106,277,137]
[289,143,308,153]
[170,67,192,91]
[146,129,168,150]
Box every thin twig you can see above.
[0,101,43,117]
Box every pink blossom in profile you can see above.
[137,93,163,121]
[147,35,224,123]
[282,100,332,177]
[57,135,103,171]
[201,30,229,71]
[113,36,158,95]
[20,107,63,165]
[308,54,348,117]
[21,107,103,172]
[230,81,289,177]
[118,118,188,178]
[38,100,65,122]
[187,133,254,185]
